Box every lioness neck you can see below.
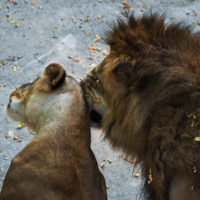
[34,80,90,140]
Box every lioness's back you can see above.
[1,63,107,200]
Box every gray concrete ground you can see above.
[0,0,200,199]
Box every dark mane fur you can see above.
[105,13,200,58]
[101,14,200,199]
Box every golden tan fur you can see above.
[0,63,107,200]
[81,14,200,200]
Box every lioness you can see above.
[0,63,107,200]
[81,14,200,200]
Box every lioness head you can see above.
[7,63,78,132]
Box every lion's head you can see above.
[7,63,82,132]
[81,13,200,162]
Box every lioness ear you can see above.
[113,62,133,83]
[44,63,66,88]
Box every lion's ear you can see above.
[44,63,66,89]
[113,62,133,83]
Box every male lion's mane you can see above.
[101,14,200,199]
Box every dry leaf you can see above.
[193,9,198,15]
[73,58,80,62]
[17,122,23,129]
[100,163,105,168]
[149,174,153,181]
[123,5,130,8]
[195,137,200,141]
[134,174,140,177]
[121,1,128,5]
[84,18,91,22]
[102,51,109,56]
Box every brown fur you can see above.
[81,14,200,200]
[0,64,107,200]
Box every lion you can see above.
[0,63,107,200]
[80,14,200,200]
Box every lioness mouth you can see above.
[90,110,102,123]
